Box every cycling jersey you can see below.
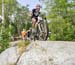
[31,9,40,21]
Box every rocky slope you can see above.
[0,41,75,65]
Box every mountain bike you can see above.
[30,14,49,41]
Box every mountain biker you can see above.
[29,4,41,28]
[28,5,48,40]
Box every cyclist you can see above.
[29,4,41,28]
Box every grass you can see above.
[17,40,30,48]
[17,40,30,55]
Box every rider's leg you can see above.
[34,18,38,29]
[32,18,36,28]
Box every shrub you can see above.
[0,28,10,53]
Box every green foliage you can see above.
[0,0,31,53]
[0,27,10,53]
[15,6,30,35]
[42,0,75,41]
[1,0,30,35]
[26,22,32,30]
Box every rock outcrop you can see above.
[0,41,75,65]
[0,47,20,65]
